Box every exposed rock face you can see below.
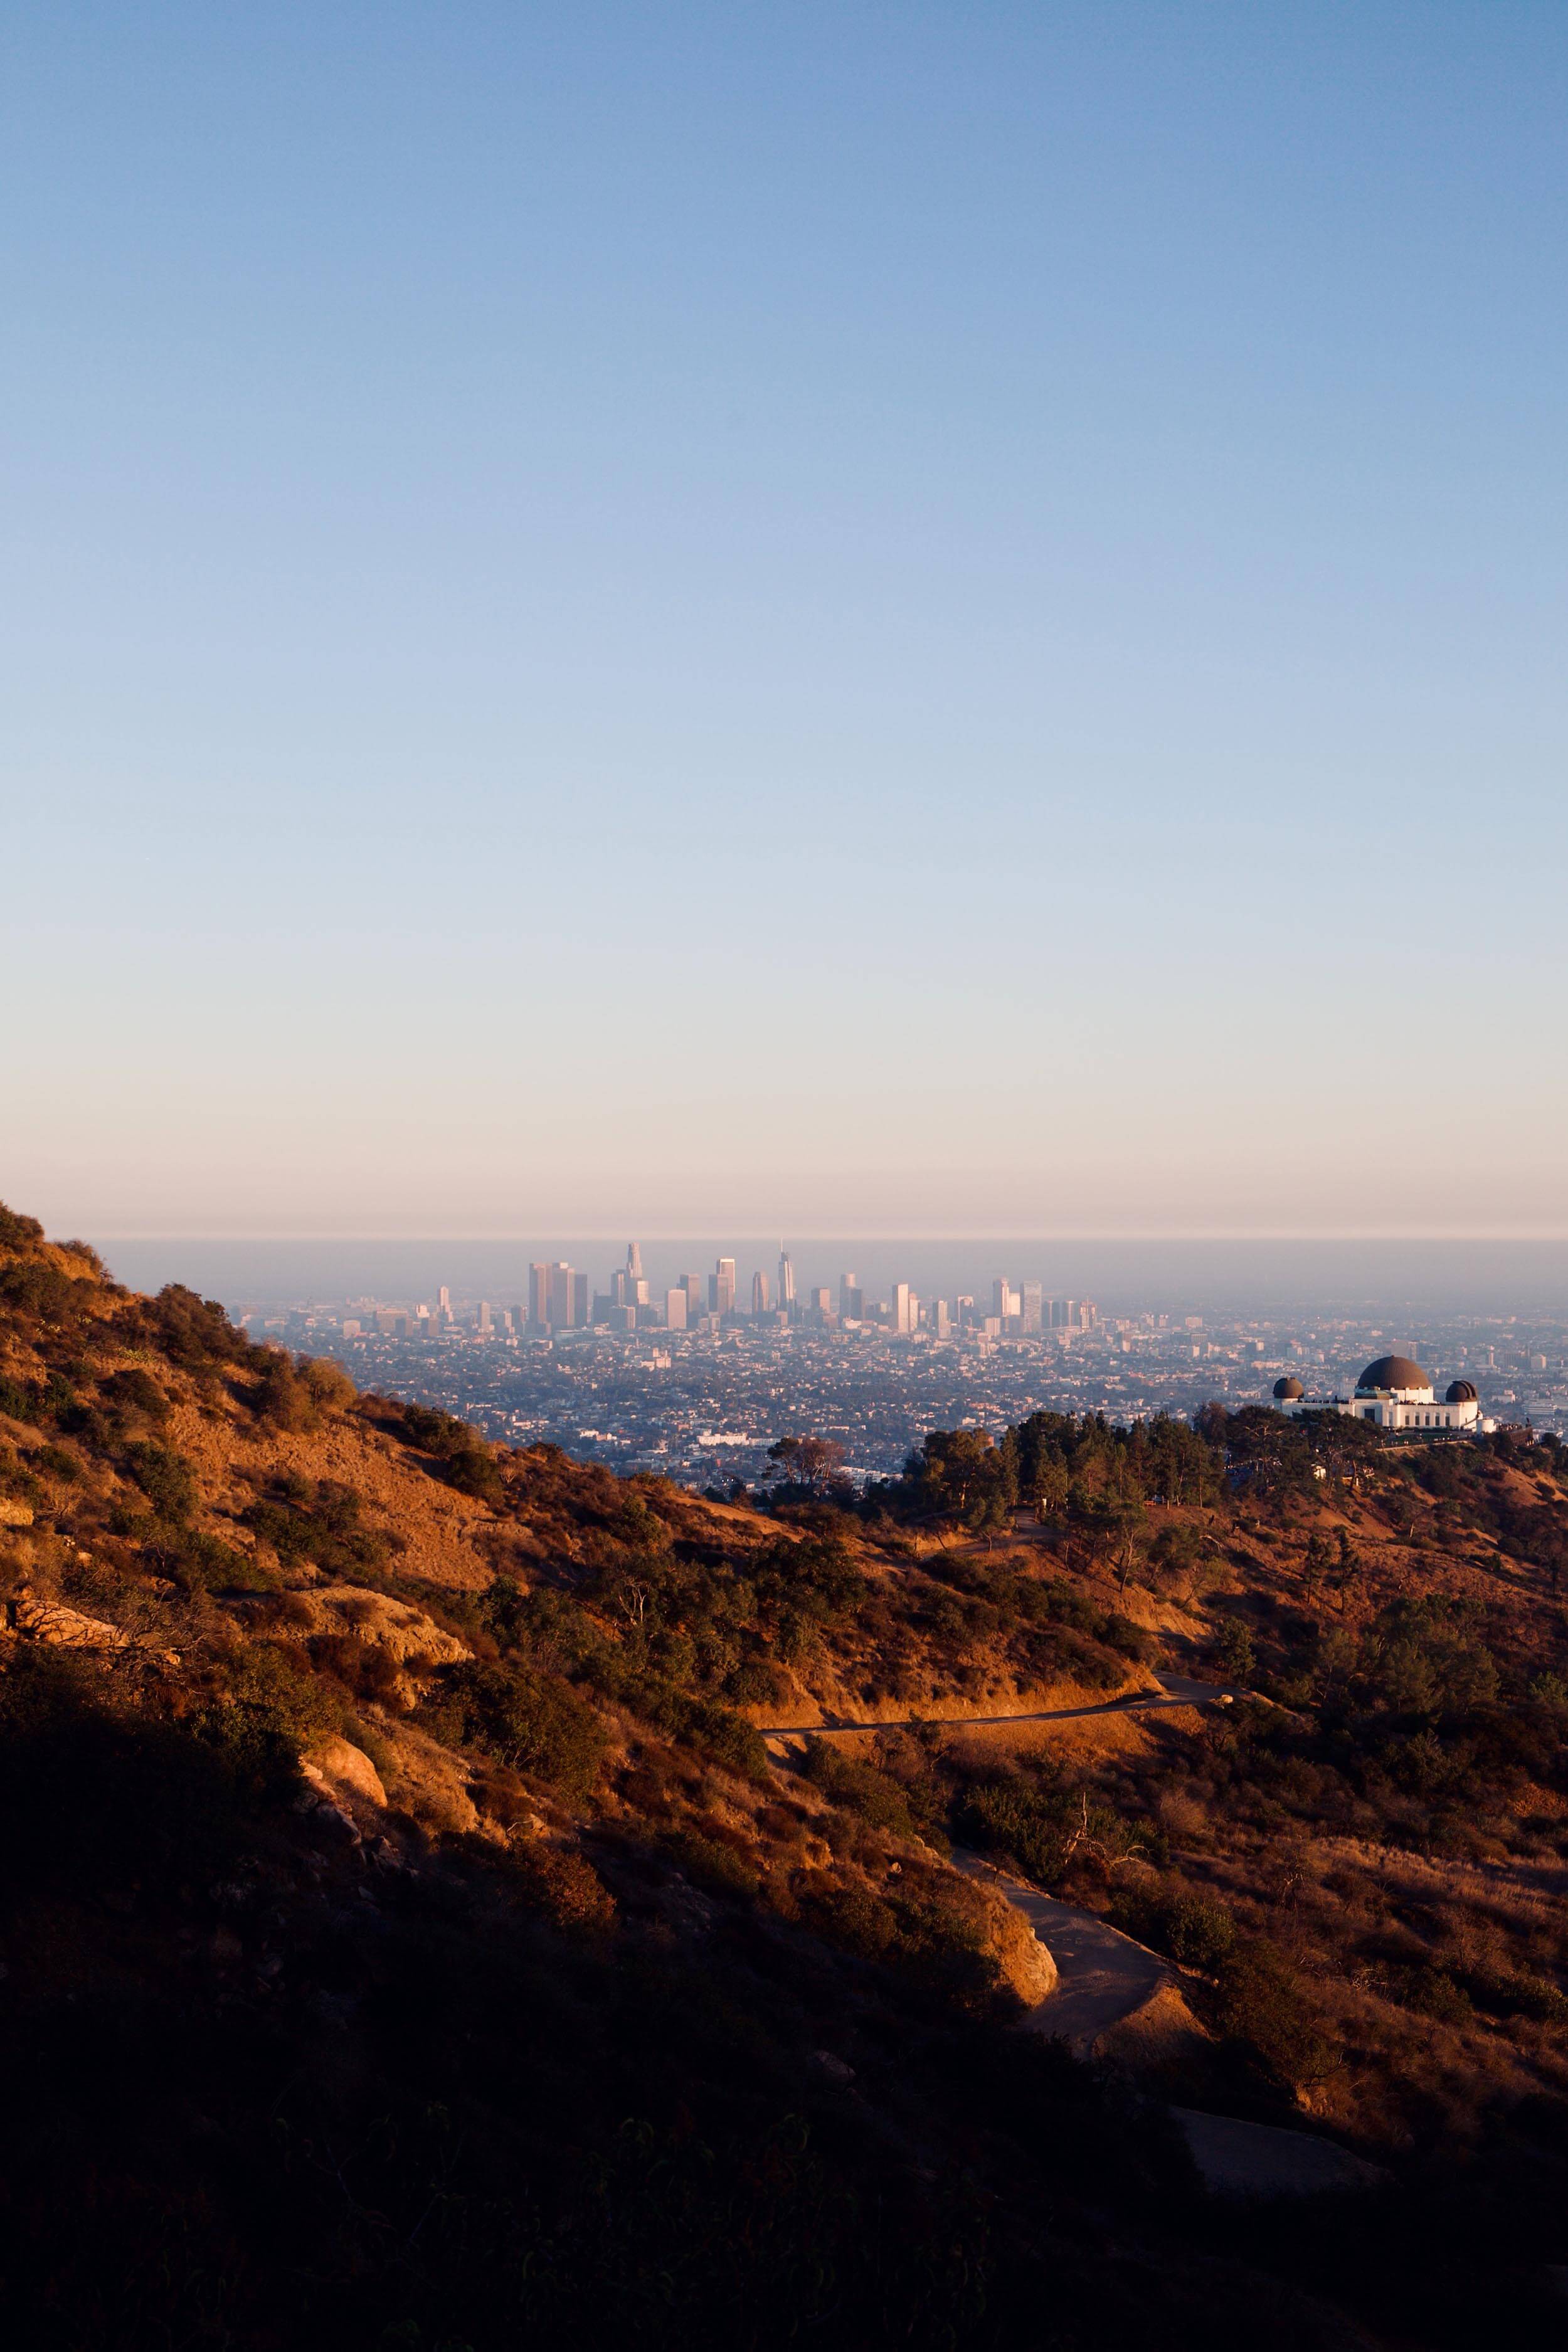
[981,1883,1059,2003]
[295,1587,472,1668]
[13,1592,129,1650]
[302,1737,388,1810]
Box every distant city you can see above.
[222,1242,1568,1494]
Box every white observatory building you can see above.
[1272,1353,1485,1435]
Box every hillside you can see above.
[1,1200,1566,2348]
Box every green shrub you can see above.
[667,1827,760,1900]
[802,1741,921,1841]
[0,1203,45,1252]
[243,1481,393,1581]
[1110,1879,1237,1972]
[426,1660,605,1794]
[122,1441,196,1524]
[953,1774,1080,1885]
[225,1642,342,1751]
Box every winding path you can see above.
[953,1850,1172,2050]
[759,1670,1237,1744]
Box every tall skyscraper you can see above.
[627,1241,643,1282]
[1020,1281,1042,1335]
[528,1264,551,1328]
[893,1280,914,1335]
[751,1269,770,1315]
[933,1299,951,1338]
[476,1300,492,1334]
[544,1262,586,1330]
[777,1246,795,1310]
[680,1273,703,1322]
[710,1258,736,1316]
[992,1278,1020,1322]
[839,1272,862,1321]
[665,1286,688,1330]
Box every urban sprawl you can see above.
[238,1245,1568,1495]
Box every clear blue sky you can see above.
[4,3,1566,1238]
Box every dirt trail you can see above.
[759,1671,1236,1743]
[952,1851,1170,2051]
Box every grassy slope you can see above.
[0,1203,1565,2348]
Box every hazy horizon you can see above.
[95,1234,1568,1323]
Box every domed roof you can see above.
[1357,1353,1431,1394]
[1445,1379,1478,1404]
[1273,1376,1305,1399]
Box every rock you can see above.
[976,1880,1059,2003]
[13,1593,129,1650]
[302,1736,388,1809]
[1172,2108,1386,2198]
[0,1499,33,1528]
[813,2050,856,2082]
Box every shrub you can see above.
[146,1527,268,1594]
[426,1660,606,1795]
[149,1283,245,1368]
[243,1481,394,1581]
[403,1402,506,1503]
[101,1367,170,1421]
[1110,1879,1237,1973]
[667,1827,760,1900]
[0,1261,82,1323]
[953,1773,1080,1885]
[122,1441,196,1524]
[1213,1938,1334,2089]
[0,1203,45,1252]
[802,1741,921,1842]
[224,1642,342,1751]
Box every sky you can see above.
[4,2,1567,1242]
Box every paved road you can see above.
[759,1671,1237,1742]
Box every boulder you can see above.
[302,1736,388,1809]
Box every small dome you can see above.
[1357,1353,1431,1395]
[1273,1376,1305,1400]
[1445,1379,1478,1405]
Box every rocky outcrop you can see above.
[302,1735,388,1810]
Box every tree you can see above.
[765,1434,849,1496]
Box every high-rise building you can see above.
[933,1299,951,1339]
[545,1262,586,1330]
[627,1241,643,1282]
[528,1264,551,1328]
[992,1278,1020,1323]
[476,1300,492,1335]
[751,1269,770,1315]
[709,1258,736,1316]
[812,1287,833,1320]
[892,1280,914,1335]
[680,1273,702,1322]
[1020,1281,1042,1335]
[665,1286,688,1330]
[777,1246,795,1310]
[839,1272,862,1322]
[438,1286,450,1313]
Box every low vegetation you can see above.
[0,1201,1565,2345]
